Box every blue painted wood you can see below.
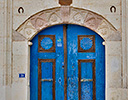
[81,82,93,100]
[30,24,105,100]
[81,62,93,79]
[41,62,53,79]
[81,62,93,100]
[30,25,64,100]
[42,81,53,100]
[41,62,53,100]
[67,24,105,100]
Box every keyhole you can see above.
[58,78,62,84]
[62,62,64,68]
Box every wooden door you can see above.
[30,24,105,100]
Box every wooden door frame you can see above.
[78,60,96,100]
[63,25,68,100]
[38,59,56,100]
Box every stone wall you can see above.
[0,0,128,100]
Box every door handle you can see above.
[81,79,93,82]
[41,79,53,82]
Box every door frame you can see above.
[13,6,122,100]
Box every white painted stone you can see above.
[72,0,121,30]
[13,0,60,29]
[12,41,28,100]
[107,88,122,100]
[0,38,3,51]
[107,55,121,88]
[126,0,128,88]
[121,88,128,100]
[13,41,28,55]
[12,79,27,100]
[107,88,128,100]
[13,55,27,81]
[0,0,5,38]
[104,14,121,31]
[0,52,3,87]
[106,41,121,56]
[5,86,12,100]
[0,86,5,100]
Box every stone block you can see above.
[107,88,121,100]
[13,41,28,55]
[12,79,27,100]
[13,55,27,82]
[106,41,121,56]
[107,88,128,100]
[106,55,121,88]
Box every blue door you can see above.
[30,24,105,100]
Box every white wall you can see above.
[0,0,128,100]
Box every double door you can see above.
[30,24,105,100]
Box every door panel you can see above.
[66,24,105,100]
[30,24,105,100]
[30,25,64,100]
[38,59,55,100]
[78,60,95,100]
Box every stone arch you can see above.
[16,6,121,41]
[12,6,122,100]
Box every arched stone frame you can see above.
[12,6,122,100]
[16,6,121,41]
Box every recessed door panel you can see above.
[38,59,55,100]
[78,60,95,100]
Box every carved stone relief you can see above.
[13,29,26,41]
[30,12,48,31]
[17,20,37,40]
[69,8,103,31]
[96,19,121,41]
[30,8,62,31]
[69,8,88,25]
[60,6,70,23]
[84,12,103,30]
[16,6,121,41]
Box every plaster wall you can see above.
[0,0,128,100]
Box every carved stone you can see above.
[16,6,121,41]
[17,20,37,40]
[69,7,87,25]
[96,19,121,41]
[60,6,70,23]
[30,8,62,31]
[13,29,27,41]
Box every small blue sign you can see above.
[19,73,25,78]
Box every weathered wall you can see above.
[0,0,128,100]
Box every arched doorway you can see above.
[30,24,105,100]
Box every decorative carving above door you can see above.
[16,7,121,41]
